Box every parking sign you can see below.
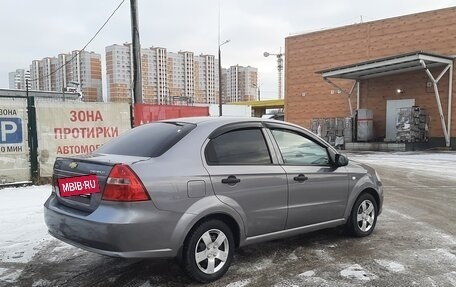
[0,117,23,144]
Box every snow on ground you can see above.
[340,264,378,281]
[224,279,252,287]
[0,185,52,264]
[348,151,456,181]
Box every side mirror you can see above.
[335,154,349,167]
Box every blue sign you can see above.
[0,118,23,144]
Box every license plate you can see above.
[57,174,100,197]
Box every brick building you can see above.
[285,7,456,148]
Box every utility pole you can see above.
[218,47,223,116]
[130,0,142,104]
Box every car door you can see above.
[203,125,288,237]
[267,126,349,229]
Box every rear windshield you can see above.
[95,122,196,157]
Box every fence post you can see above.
[130,103,135,128]
[27,96,39,183]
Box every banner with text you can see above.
[0,98,30,184]
[36,101,131,177]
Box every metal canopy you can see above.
[316,51,454,147]
[317,51,454,80]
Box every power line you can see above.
[30,0,126,83]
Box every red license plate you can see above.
[58,174,100,197]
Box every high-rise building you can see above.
[29,51,102,102]
[105,43,219,104]
[8,69,31,90]
[223,65,258,102]
[105,44,132,102]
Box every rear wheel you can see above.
[182,219,234,283]
[347,193,378,237]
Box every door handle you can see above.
[293,174,308,183]
[221,175,241,185]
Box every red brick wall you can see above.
[285,7,456,140]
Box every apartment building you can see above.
[105,44,132,102]
[8,69,31,90]
[106,43,219,104]
[29,51,102,102]
[223,65,258,102]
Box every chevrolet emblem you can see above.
[69,162,78,169]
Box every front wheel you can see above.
[347,193,378,237]
[182,219,234,283]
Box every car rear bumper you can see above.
[44,193,193,258]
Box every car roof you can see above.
[160,116,255,124]
[159,116,313,136]
[160,116,317,132]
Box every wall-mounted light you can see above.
[396,88,404,94]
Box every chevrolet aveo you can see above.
[44,117,383,282]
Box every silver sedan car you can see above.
[44,117,383,282]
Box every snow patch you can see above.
[225,279,251,287]
[433,232,456,245]
[433,248,456,262]
[350,152,456,182]
[298,270,315,277]
[47,243,84,263]
[251,258,273,271]
[384,209,414,221]
[340,264,377,281]
[274,281,300,287]
[288,251,298,260]
[313,249,334,261]
[138,281,152,287]
[375,259,405,273]
[0,185,53,263]
[32,279,52,286]
[0,267,23,283]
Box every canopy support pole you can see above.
[420,60,452,147]
[323,78,357,115]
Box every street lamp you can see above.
[218,39,230,116]
[264,50,285,99]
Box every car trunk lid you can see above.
[53,154,149,213]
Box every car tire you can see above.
[347,193,378,237]
[182,219,234,283]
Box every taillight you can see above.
[102,164,150,202]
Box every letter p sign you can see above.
[0,118,22,144]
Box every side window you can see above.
[271,129,329,165]
[205,129,272,165]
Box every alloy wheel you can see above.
[194,229,229,274]
[356,199,375,232]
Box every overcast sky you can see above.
[0,0,454,100]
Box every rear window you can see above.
[95,122,196,157]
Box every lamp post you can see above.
[218,39,230,116]
[264,50,285,99]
